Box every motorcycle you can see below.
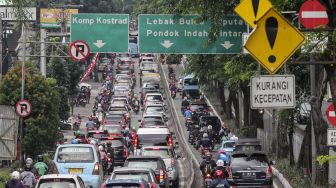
[201,147,210,158]
[73,122,80,131]
[188,134,194,143]
[185,118,193,130]
[77,98,86,107]
[203,163,213,188]
[133,105,139,114]
[106,153,114,174]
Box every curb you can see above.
[272,167,293,188]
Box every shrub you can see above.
[0,170,11,188]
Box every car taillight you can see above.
[134,136,138,148]
[155,175,160,182]
[160,169,164,182]
[92,162,100,175]
[123,146,128,158]
[100,183,106,188]
[49,163,58,174]
[227,166,232,178]
[218,150,226,155]
[267,166,272,178]
[168,136,173,147]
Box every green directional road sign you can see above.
[139,14,247,54]
[71,14,129,53]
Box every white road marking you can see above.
[301,11,328,18]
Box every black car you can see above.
[234,138,262,152]
[99,136,129,166]
[227,151,273,187]
[104,179,150,188]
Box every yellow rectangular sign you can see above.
[244,8,305,74]
[40,8,78,28]
[234,0,272,28]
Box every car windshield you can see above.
[57,147,94,163]
[38,178,76,188]
[146,95,162,101]
[112,172,150,181]
[87,132,107,139]
[138,134,169,146]
[190,104,206,111]
[106,115,123,122]
[184,78,198,85]
[142,149,171,158]
[109,107,127,112]
[104,126,122,134]
[184,90,200,98]
[231,153,269,167]
[146,106,163,112]
[126,160,158,170]
[106,185,141,188]
[100,139,123,147]
[143,120,164,126]
[222,142,236,148]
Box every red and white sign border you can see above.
[68,40,90,62]
[15,99,32,117]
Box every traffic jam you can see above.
[12,49,276,188]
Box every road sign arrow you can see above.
[161,40,174,49]
[221,41,234,49]
[93,40,106,48]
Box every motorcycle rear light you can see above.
[206,174,211,178]
[155,175,160,182]
[171,158,176,167]
[168,136,173,147]
[92,162,100,175]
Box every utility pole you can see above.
[0,16,2,80]
[40,28,47,76]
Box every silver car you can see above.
[140,146,179,187]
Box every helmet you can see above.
[215,170,224,178]
[203,133,208,138]
[208,125,212,130]
[98,145,104,151]
[184,97,187,100]
[206,152,212,158]
[125,127,130,132]
[37,155,43,162]
[216,160,224,167]
[71,139,78,144]
[195,125,199,129]
[134,95,138,99]
[90,139,97,145]
[25,157,33,166]
[11,171,20,180]
[106,142,112,147]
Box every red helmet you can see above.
[215,170,224,178]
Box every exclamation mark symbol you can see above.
[265,17,278,63]
[252,0,260,24]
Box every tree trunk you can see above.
[288,130,295,165]
[241,86,250,135]
[218,84,226,116]
[229,88,240,128]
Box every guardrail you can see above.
[159,62,199,188]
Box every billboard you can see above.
[40,8,78,28]
[0,7,36,21]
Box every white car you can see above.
[36,174,92,188]
[144,93,164,104]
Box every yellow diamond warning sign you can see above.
[244,8,305,74]
[234,0,273,28]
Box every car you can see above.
[199,116,221,134]
[140,114,167,128]
[104,114,126,126]
[101,124,123,136]
[144,105,165,115]
[182,74,199,90]
[144,93,164,104]
[86,130,108,140]
[140,61,159,73]
[112,85,130,96]
[140,146,179,187]
[217,140,236,165]
[108,167,159,188]
[36,174,92,188]
[135,128,173,149]
[124,156,169,188]
[234,138,262,152]
[51,144,104,188]
[103,179,150,188]
[107,111,130,128]
[98,57,112,72]
[227,151,273,187]
[117,58,134,71]
[99,136,129,166]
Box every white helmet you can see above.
[11,171,20,179]
[125,127,130,132]
[25,157,33,166]
[208,125,212,130]
[90,139,97,145]
[184,97,187,100]
[216,160,224,167]
[98,145,104,151]
[203,133,208,138]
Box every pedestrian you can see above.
[5,171,24,188]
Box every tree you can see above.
[0,62,61,157]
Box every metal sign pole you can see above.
[19,23,27,166]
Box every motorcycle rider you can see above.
[210,169,230,188]
[33,155,48,177]
[169,83,177,97]
[105,142,115,172]
[190,124,200,141]
[5,171,24,188]
[98,145,108,171]
[207,125,215,147]
[191,109,199,123]
[212,160,229,177]
[200,133,212,150]
[181,97,190,113]
[21,164,36,188]
[86,117,95,131]
[184,107,193,119]
[199,152,216,176]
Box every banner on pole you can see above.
[80,53,99,83]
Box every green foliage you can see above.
[0,170,10,188]
[275,158,306,187]
[317,155,336,166]
[0,63,61,158]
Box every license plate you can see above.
[242,172,256,179]
[68,168,83,174]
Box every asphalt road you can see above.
[161,63,284,188]
[62,57,186,186]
